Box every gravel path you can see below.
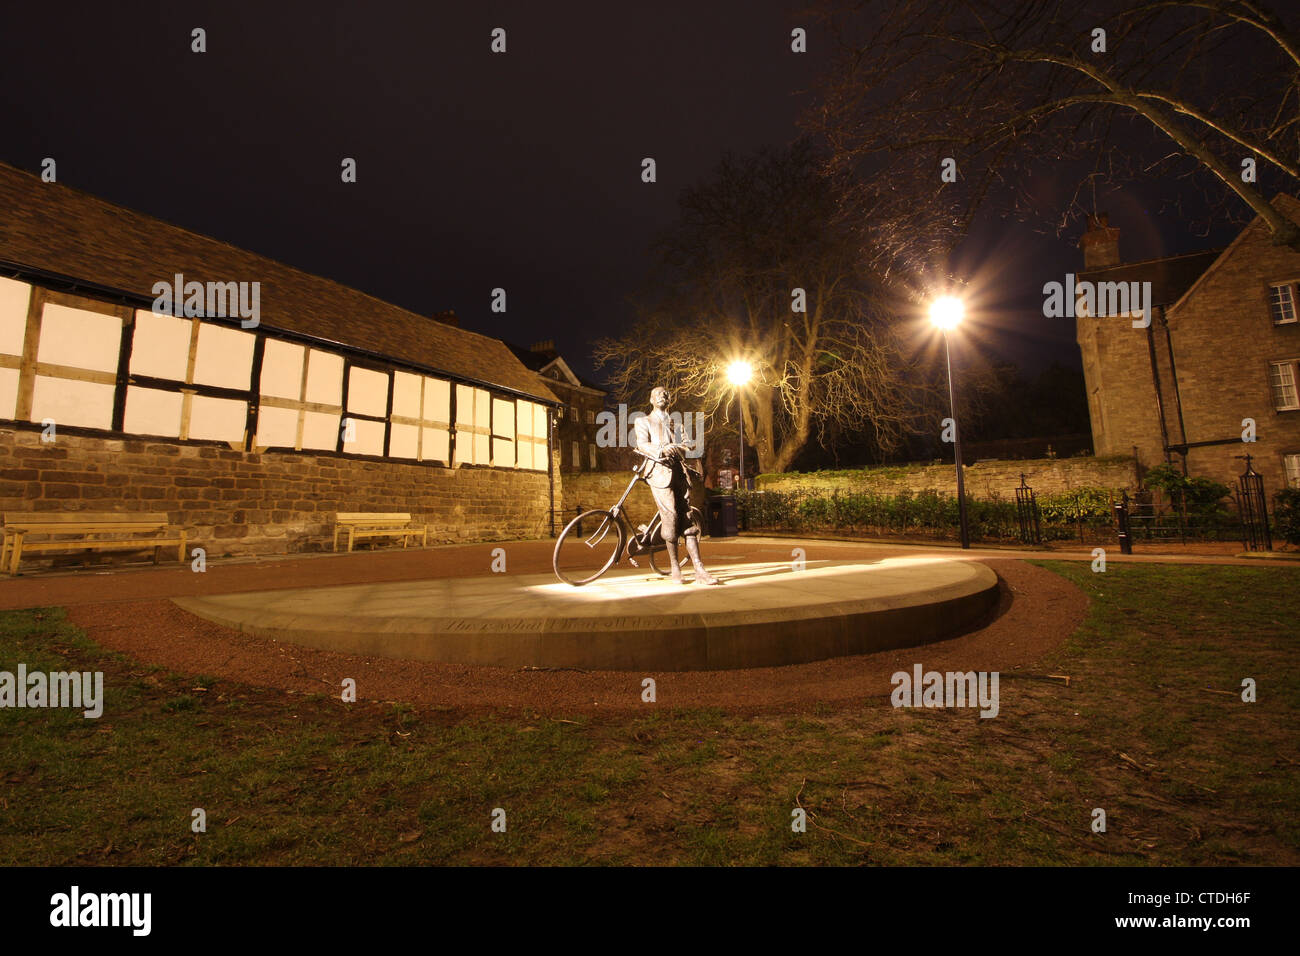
[43,540,1089,713]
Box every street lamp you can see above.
[727,360,753,489]
[929,296,970,549]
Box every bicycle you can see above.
[552,452,685,586]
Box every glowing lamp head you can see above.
[726,360,753,386]
[929,296,965,331]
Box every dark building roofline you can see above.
[0,257,560,407]
[1079,247,1227,275]
[1078,248,1223,308]
[504,341,607,394]
[0,161,558,405]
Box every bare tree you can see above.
[806,0,1300,248]
[593,141,926,474]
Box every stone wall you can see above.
[1077,310,1169,463]
[754,455,1139,499]
[561,469,657,521]
[0,427,556,560]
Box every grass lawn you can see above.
[1,561,1296,865]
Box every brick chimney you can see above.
[1079,213,1121,269]
[431,309,459,327]
[529,340,555,353]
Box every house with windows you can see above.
[506,341,608,473]
[1075,197,1300,499]
[0,161,560,559]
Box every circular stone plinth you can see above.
[172,557,1000,672]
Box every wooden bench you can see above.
[333,513,429,552]
[2,512,187,574]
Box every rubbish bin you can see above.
[706,495,738,538]
[1113,499,1133,555]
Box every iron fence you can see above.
[736,484,1246,546]
[1120,496,1242,544]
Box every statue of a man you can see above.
[634,387,721,586]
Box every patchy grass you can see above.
[0,561,1297,865]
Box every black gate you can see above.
[1014,474,1043,545]
[1234,455,1272,552]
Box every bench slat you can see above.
[18,537,184,552]
[6,523,168,531]
[4,512,171,525]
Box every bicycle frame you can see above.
[602,470,662,564]
[608,469,641,521]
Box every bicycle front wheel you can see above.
[553,509,625,585]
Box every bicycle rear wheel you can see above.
[553,509,625,585]
[649,538,682,576]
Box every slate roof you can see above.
[1078,249,1223,308]
[0,162,557,404]
[505,342,607,393]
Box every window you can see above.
[0,277,33,420]
[1285,454,1300,489]
[389,371,451,463]
[341,364,389,456]
[30,301,124,431]
[492,397,516,466]
[589,443,597,469]
[0,279,553,473]
[515,400,549,471]
[1270,284,1298,325]
[572,441,580,469]
[256,341,343,450]
[454,385,491,465]
[585,409,595,425]
[1269,361,1300,411]
[125,310,254,442]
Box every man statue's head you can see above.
[650,386,670,412]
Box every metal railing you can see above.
[736,484,1245,547]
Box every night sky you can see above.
[0,1,1247,385]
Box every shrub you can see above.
[740,485,1116,541]
[1275,488,1300,547]
[1143,463,1231,517]
[1036,487,1114,522]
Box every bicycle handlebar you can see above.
[635,447,688,465]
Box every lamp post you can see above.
[726,360,753,489]
[929,296,970,549]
